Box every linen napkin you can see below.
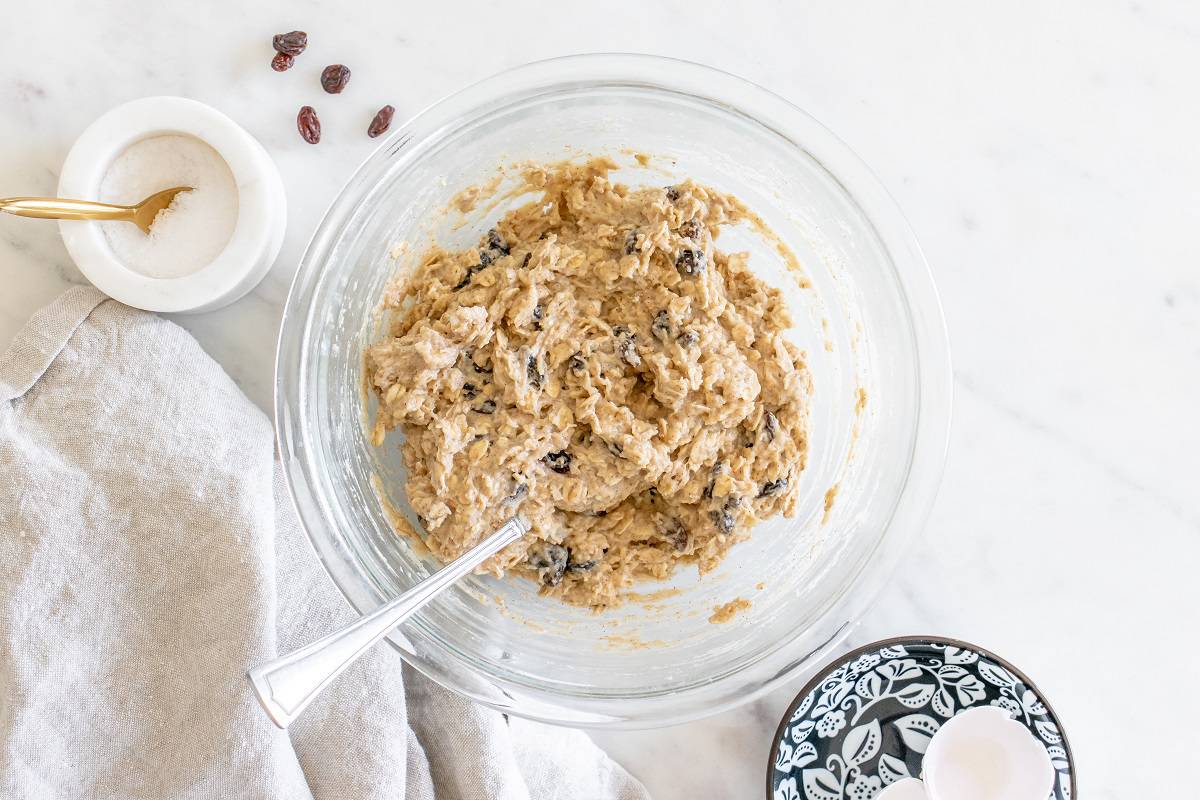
[0,286,650,800]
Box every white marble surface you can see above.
[3,3,1197,797]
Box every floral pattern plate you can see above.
[767,636,1075,800]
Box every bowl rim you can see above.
[275,52,954,728]
[764,634,1076,800]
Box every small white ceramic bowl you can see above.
[58,96,286,313]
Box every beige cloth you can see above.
[0,287,650,800]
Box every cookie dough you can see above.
[366,158,812,609]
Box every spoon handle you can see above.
[0,196,135,222]
[248,515,529,728]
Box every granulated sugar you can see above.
[98,135,239,279]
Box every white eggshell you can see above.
[923,706,1054,800]
[877,777,930,799]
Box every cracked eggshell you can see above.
[923,706,1054,800]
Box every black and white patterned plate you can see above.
[767,636,1074,800]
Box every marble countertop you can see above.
[4,3,1197,797]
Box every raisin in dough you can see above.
[366,158,812,609]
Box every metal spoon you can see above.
[0,186,193,234]
[248,515,529,728]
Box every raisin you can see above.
[532,304,544,331]
[479,250,494,267]
[651,310,672,341]
[659,518,689,551]
[665,185,680,202]
[675,249,706,277]
[677,330,699,347]
[271,52,294,72]
[462,382,479,400]
[472,360,493,375]
[679,219,703,239]
[320,64,351,94]
[592,509,608,517]
[614,328,641,367]
[368,105,395,138]
[521,253,532,268]
[505,482,528,503]
[648,487,660,502]
[529,544,569,586]
[526,353,543,389]
[566,556,599,573]
[542,450,572,474]
[710,509,735,535]
[624,229,640,255]
[759,477,788,498]
[763,410,780,443]
[473,399,497,414]
[486,229,510,255]
[568,352,586,373]
[272,31,308,56]
[297,106,321,144]
[703,462,726,500]
[453,265,480,290]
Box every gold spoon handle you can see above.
[0,196,136,223]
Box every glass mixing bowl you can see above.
[276,54,951,728]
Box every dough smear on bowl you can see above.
[366,158,812,609]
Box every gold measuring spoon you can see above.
[0,186,193,234]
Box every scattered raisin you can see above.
[703,462,726,500]
[453,267,474,290]
[473,399,497,414]
[542,450,572,474]
[592,509,609,517]
[486,229,510,255]
[675,249,706,277]
[272,31,308,57]
[759,477,788,498]
[521,252,532,268]
[624,229,640,255]
[462,382,479,400]
[659,518,689,551]
[532,303,544,330]
[472,360,493,375]
[505,482,528,503]
[651,310,672,341]
[710,509,735,535]
[297,106,321,144]
[568,352,586,373]
[614,327,641,367]
[665,185,680,202]
[677,330,699,347]
[320,64,351,94]
[271,52,294,72]
[566,555,599,573]
[368,105,395,138]
[529,544,569,586]
[678,219,703,239]
[763,410,780,443]
[526,353,543,389]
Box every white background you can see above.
[4,2,1198,797]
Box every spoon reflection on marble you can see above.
[247,515,529,728]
